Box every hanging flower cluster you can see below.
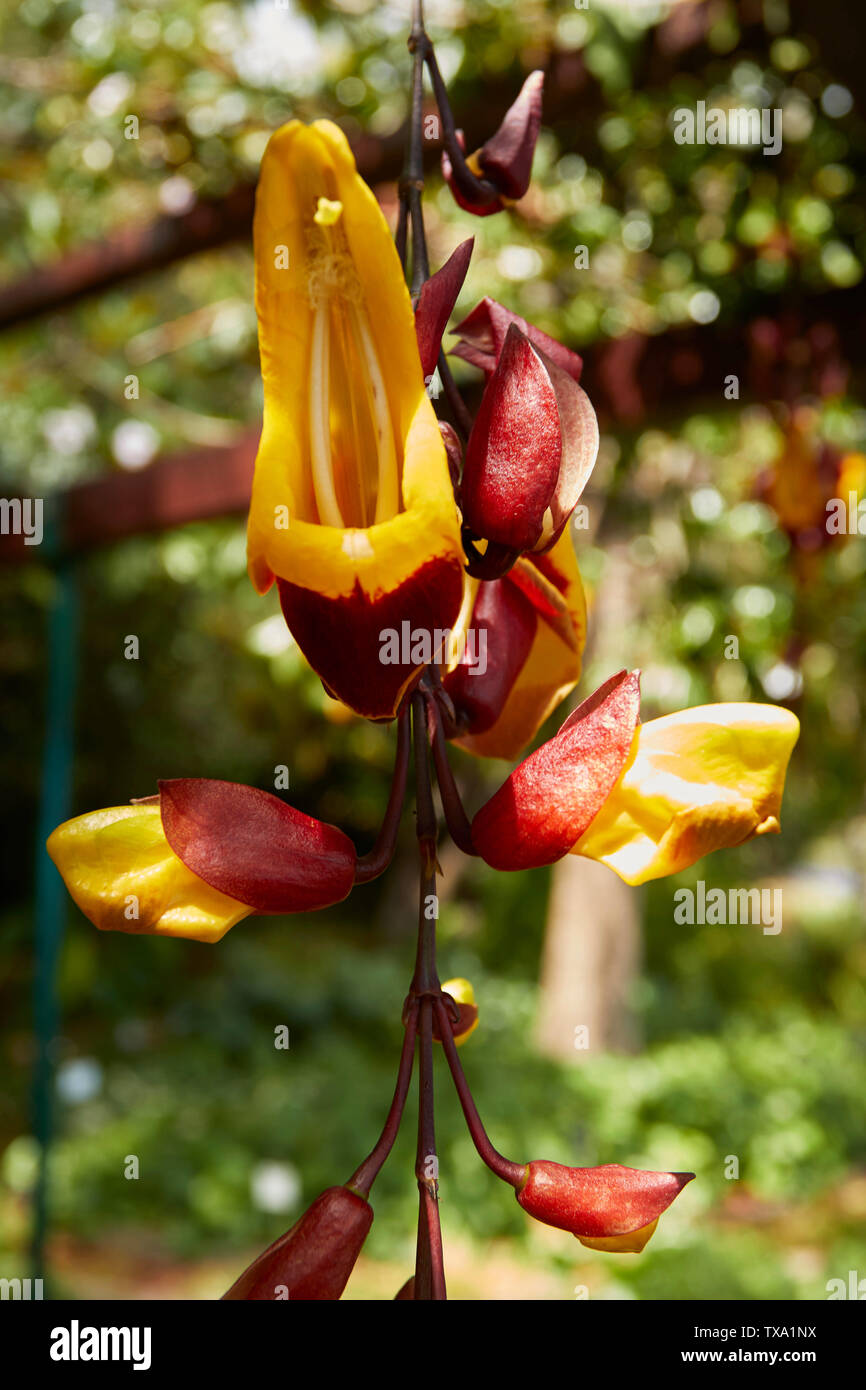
[46,11,799,1301]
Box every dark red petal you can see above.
[277,552,464,722]
[462,325,562,552]
[443,577,537,736]
[451,297,583,383]
[159,779,356,914]
[477,70,545,200]
[414,238,474,380]
[222,1187,372,1300]
[517,1162,694,1238]
[471,669,641,870]
[532,355,599,552]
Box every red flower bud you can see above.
[442,72,544,215]
[159,779,356,914]
[222,1186,373,1300]
[461,324,598,555]
[517,1162,694,1253]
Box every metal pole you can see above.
[31,556,79,1286]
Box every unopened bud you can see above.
[433,978,479,1046]
[516,1161,693,1254]
[442,72,545,216]
[222,1185,372,1300]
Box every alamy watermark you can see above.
[379,622,487,676]
[49,1320,151,1371]
[673,101,782,157]
[0,497,43,546]
[0,1276,43,1299]
[674,881,782,935]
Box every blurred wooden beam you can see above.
[0,187,257,332]
[0,125,408,332]
[0,60,595,333]
[0,432,258,563]
[2,274,862,565]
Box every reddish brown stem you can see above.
[425,693,476,856]
[409,690,447,1298]
[434,996,526,1189]
[347,1000,419,1198]
[414,997,446,1299]
[354,705,411,884]
[420,38,501,209]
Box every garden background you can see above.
[1,0,865,1300]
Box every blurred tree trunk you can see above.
[535,537,642,1059]
[535,856,641,1058]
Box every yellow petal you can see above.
[574,703,799,885]
[578,1217,658,1253]
[47,805,251,944]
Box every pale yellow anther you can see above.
[314,196,343,227]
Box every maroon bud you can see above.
[441,72,545,215]
[222,1186,373,1300]
[441,131,503,217]
[517,1161,694,1253]
[477,70,545,200]
[472,671,641,871]
[461,324,598,555]
[394,1276,415,1300]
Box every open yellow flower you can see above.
[573,702,800,884]
[247,120,465,720]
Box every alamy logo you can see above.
[0,497,43,546]
[49,1320,152,1371]
[673,101,782,156]
[379,622,488,676]
[674,881,782,935]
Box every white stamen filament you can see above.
[309,303,344,528]
[350,305,399,524]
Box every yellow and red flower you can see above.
[471,670,799,884]
[246,120,465,720]
[47,780,356,944]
